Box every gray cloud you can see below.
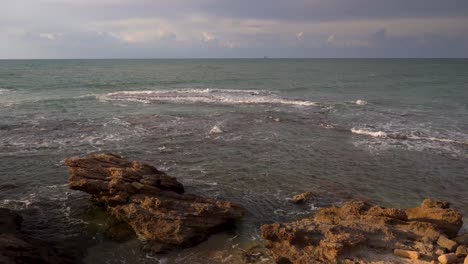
[1,0,467,58]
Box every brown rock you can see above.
[65,153,244,252]
[454,234,468,245]
[438,253,458,264]
[0,208,75,264]
[261,199,463,264]
[290,192,316,204]
[406,199,463,237]
[438,235,458,252]
[456,245,468,256]
[393,249,419,260]
[435,247,447,256]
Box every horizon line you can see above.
[1,57,468,60]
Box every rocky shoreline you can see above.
[262,197,467,264]
[1,154,467,264]
[0,208,75,264]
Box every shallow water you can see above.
[0,59,467,263]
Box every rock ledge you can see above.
[261,199,464,264]
[65,153,244,252]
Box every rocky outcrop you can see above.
[0,208,75,264]
[65,153,244,252]
[289,192,316,204]
[261,199,464,264]
[406,199,462,237]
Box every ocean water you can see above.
[0,59,467,263]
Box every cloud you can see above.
[296,32,304,41]
[202,32,216,42]
[39,33,62,40]
[0,1,467,58]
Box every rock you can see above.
[0,208,75,264]
[65,153,244,252]
[289,192,316,204]
[438,253,458,264]
[435,247,447,256]
[406,199,463,237]
[261,199,463,264]
[456,245,468,256]
[393,249,419,260]
[438,235,458,252]
[242,243,272,263]
[454,234,468,245]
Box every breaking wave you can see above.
[351,128,387,138]
[98,89,318,107]
[355,99,368,105]
[351,128,468,146]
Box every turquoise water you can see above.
[0,59,467,263]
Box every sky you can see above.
[1,0,468,59]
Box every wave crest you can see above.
[98,89,318,107]
[351,128,468,146]
[351,128,387,138]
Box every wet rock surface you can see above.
[289,192,316,204]
[261,199,464,264]
[0,208,75,264]
[65,153,244,252]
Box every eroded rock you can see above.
[393,249,419,260]
[438,253,458,264]
[437,235,458,252]
[290,192,316,204]
[65,153,244,252]
[406,199,462,237]
[456,245,468,256]
[261,199,463,264]
[0,208,75,264]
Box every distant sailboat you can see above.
[263,56,269,59]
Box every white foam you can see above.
[0,88,12,95]
[98,89,318,107]
[406,135,468,146]
[355,99,368,105]
[352,128,468,146]
[351,128,387,138]
[209,125,223,134]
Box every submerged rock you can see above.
[0,208,75,264]
[289,192,316,204]
[261,199,463,264]
[454,234,468,245]
[65,153,244,252]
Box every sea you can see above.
[0,59,467,263]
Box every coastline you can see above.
[3,153,467,264]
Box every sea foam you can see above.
[351,128,387,138]
[98,89,318,107]
[0,88,12,94]
[355,99,368,105]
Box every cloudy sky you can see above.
[1,0,468,58]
